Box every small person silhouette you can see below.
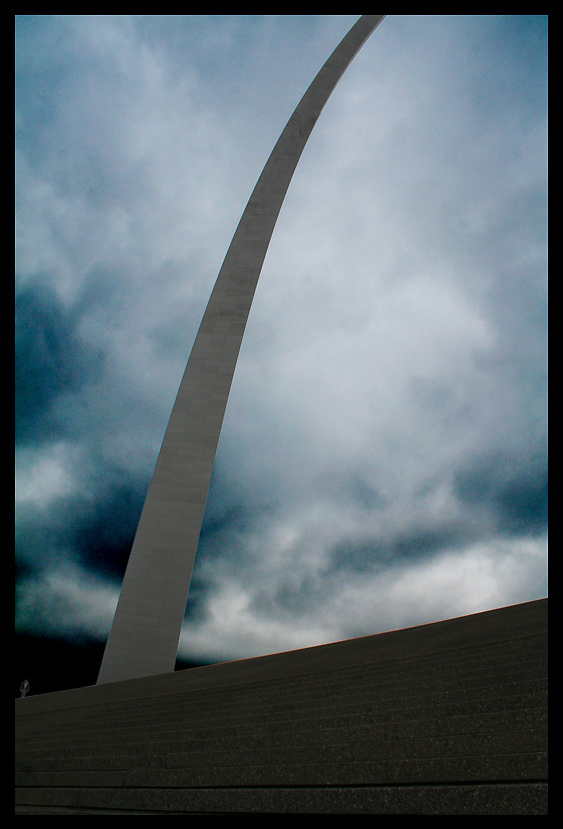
[19,679,29,698]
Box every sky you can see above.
[15,15,548,695]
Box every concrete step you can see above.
[15,675,547,755]
[16,643,546,731]
[15,598,548,815]
[15,706,547,774]
[17,699,548,769]
[16,691,547,753]
[16,716,548,781]
[18,628,546,719]
[14,782,548,815]
[17,600,547,710]
[16,730,547,788]
[15,641,546,737]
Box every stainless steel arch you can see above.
[97,15,387,684]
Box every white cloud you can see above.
[16,565,118,642]
[179,534,547,664]
[179,580,332,664]
[16,443,82,508]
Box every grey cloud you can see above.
[251,571,328,622]
[15,280,104,445]
[328,522,472,575]
[454,447,548,537]
[15,478,146,579]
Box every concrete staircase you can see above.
[15,598,548,815]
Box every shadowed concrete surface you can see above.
[15,598,547,814]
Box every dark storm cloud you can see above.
[15,480,146,579]
[70,483,146,579]
[200,503,258,556]
[200,459,276,542]
[15,280,103,444]
[328,523,472,575]
[454,446,548,537]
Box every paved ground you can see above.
[16,598,548,814]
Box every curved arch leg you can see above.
[97,15,386,685]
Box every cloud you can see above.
[177,535,546,664]
[454,447,548,537]
[16,16,547,674]
[15,282,103,444]
[16,565,118,643]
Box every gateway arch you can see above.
[97,15,387,685]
